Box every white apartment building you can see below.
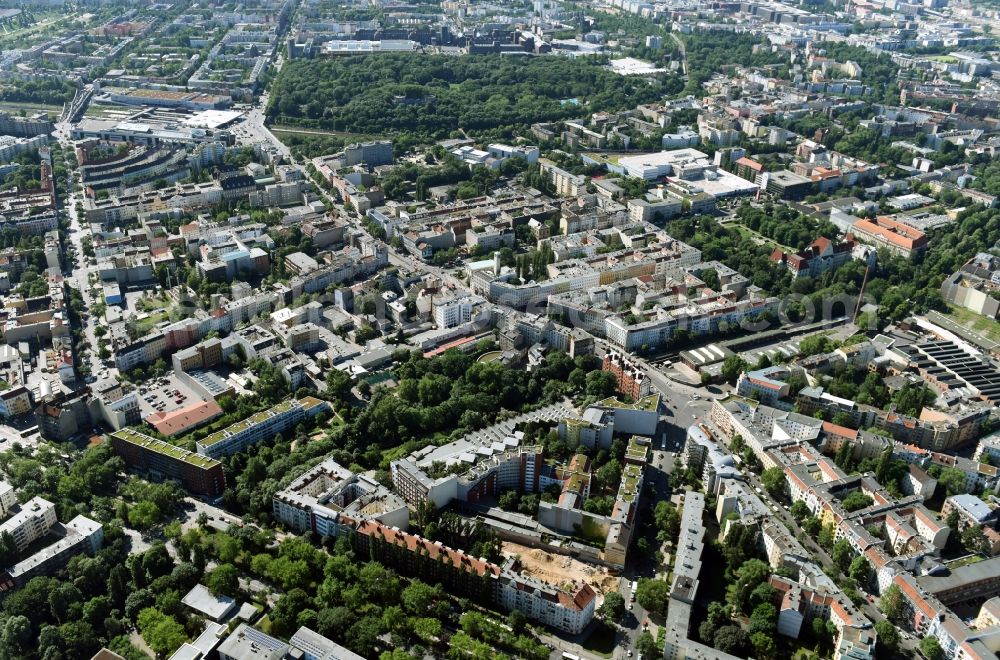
[0,481,15,520]
[496,574,596,634]
[196,397,330,459]
[0,386,32,419]
[432,292,484,329]
[0,497,57,552]
[487,143,540,164]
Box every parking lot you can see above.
[135,373,202,419]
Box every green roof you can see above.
[112,428,221,470]
[597,393,660,412]
[617,464,643,502]
[198,397,327,448]
[626,437,648,461]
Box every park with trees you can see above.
[266,54,683,144]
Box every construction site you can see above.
[502,541,620,599]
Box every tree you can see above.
[721,524,759,575]
[875,620,899,655]
[760,467,787,499]
[653,500,681,540]
[598,592,625,622]
[636,631,658,658]
[2,615,32,657]
[0,530,16,567]
[727,559,771,615]
[879,584,904,623]
[790,500,809,521]
[714,625,748,655]
[920,636,944,660]
[635,579,670,616]
[749,602,776,636]
[596,459,623,493]
[506,607,527,631]
[270,589,312,637]
[849,556,872,584]
[818,523,836,549]
[798,334,833,357]
[206,564,240,597]
[136,608,187,657]
[749,582,776,611]
[961,525,989,554]
[411,617,442,644]
[698,601,731,643]
[832,539,854,572]
[48,582,82,623]
[938,468,970,496]
[721,356,748,385]
[56,620,99,659]
[127,501,161,530]
[325,368,352,399]
[400,581,442,616]
[842,490,874,512]
[751,631,777,659]
[585,370,618,397]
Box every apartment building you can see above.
[346,517,597,634]
[797,386,990,451]
[88,381,141,431]
[0,497,57,552]
[736,366,792,405]
[601,350,651,400]
[941,494,996,530]
[661,492,738,660]
[539,158,586,197]
[685,425,740,493]
[850,216,928,257]
[0,386,32,419]
[770,236,864,279]
[272,458,408,536]
[195,397,330,459]
[892,572,1000,659]
[114,333,169,372]
[769,575,876,660]
[111,428,227,499]
[0,480,15,520]
[1,515,103,590]
[391,441,543,509]
[34,390,93,442]
[432,291,484,329]
[288,627,365,660]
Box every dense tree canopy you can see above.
[267,54,682,140]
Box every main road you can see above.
[53,115,110,381]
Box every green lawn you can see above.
[729,222,793,252]
[0,101,62,117]
[133,311,169,335]
[138,295,171,312]
[942,304,1000,344]
[948,554,984,569]
[581,151,626,166]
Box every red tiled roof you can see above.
[893,574,937,619]
[146,400,223,437]
[851,216,927,251]
[355,520,501,578]
[735,157,764,172]
[822,421,858,440]
[562,583,597,611]
[748,377,782,390]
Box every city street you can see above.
[740,471,918,654]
